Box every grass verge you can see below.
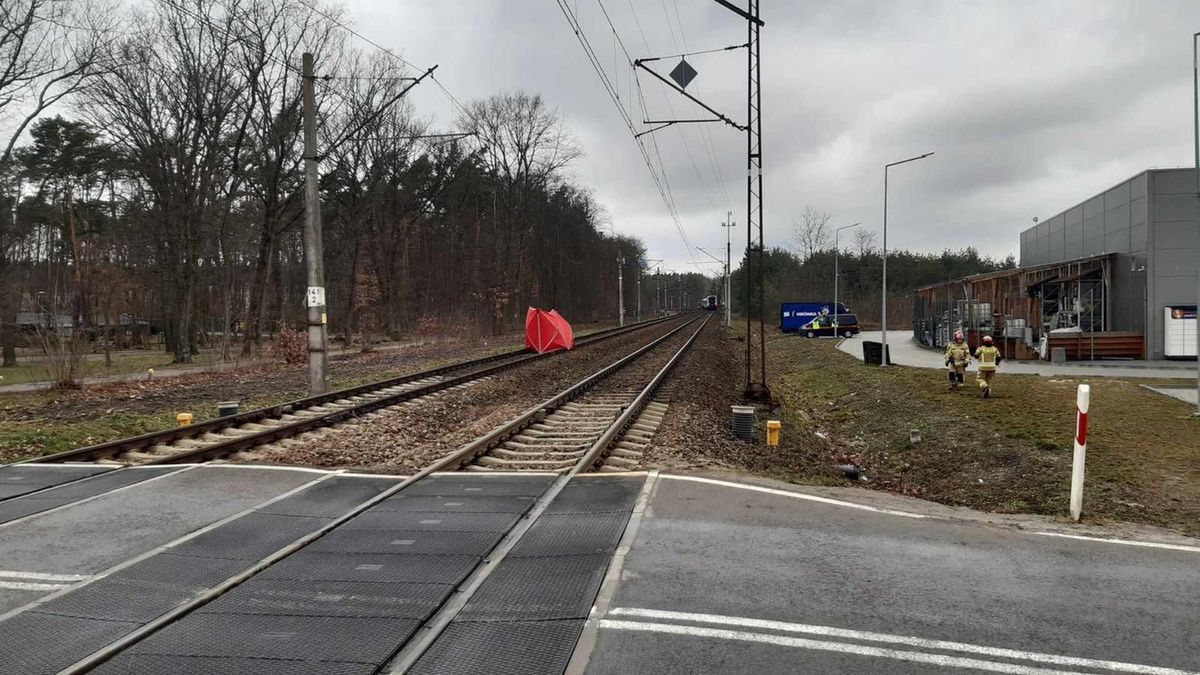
[768,336,1200,536]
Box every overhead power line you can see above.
[556,0,700,267]
[290,0,467,115]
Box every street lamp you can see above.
[882,152,934,366]
[1192,32,1199,416]
[722,213,735,327]
[834,222,860,335]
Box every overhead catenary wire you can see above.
[556,0,699,268]
[588,0,706,267]
[666,0,733,212]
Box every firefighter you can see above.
[943,331,970,391]
[974,335,1002,398]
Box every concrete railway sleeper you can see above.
[3,314,686,472]
[35,315,709,675]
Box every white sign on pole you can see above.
[306,286,326,308]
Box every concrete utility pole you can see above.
[636,267,642,321]
[882,152,934,367]
[1193,32,1200,416]
[722,213,734,327]
[617,255,626,327]
[302,52,329,394]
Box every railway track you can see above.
[451,311,705,473]
[8,313,711,674]
[9,314,686,469]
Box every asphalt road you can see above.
[583,475,1200,674]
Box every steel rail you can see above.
[13,314,685,466]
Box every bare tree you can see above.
[792,205,831,261]
[457,93,582,321]
[853,228,878,256]
[0,0,113,168]
[81,1,250,363]
[0,0,112,366]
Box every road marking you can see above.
[1029,531,1200,554]
[605,609,1193,675]
[659,474,928,519]
[0,570,90,581]
[0,581,69,591]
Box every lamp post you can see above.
[722,212,735,327]
[882,152,934,366]
[834,222,860,335]
[1193,32,1199,416]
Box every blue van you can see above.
[780,302,848,333]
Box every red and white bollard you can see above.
[1069,384,1090,522]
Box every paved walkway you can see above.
[1143,385,1199,405]
[836,331,1197,379]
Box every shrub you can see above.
[270,328,307,364]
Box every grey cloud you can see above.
[351,0,1200,268]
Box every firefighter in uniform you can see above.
[943,331,970,391]
[974,335,1002,398]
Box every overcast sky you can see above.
[347,0,1200,272]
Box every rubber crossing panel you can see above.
[0,476,396,674]
[0,467,182,525]
[409,619,586,675]
[408,476,644,674]
[88,474,552,674]
[0,464,114,501]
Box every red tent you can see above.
[525,308,575,354]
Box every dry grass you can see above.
[768,337,1200,536]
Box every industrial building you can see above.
[914,168,1197,360]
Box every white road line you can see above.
[1030,531,1200,554]
[606,609,1193,675]
[659,474,928,519]
[203,464,335,474]
[600,619,1083,674]
[0,570,90,582]
[0,581,68,591]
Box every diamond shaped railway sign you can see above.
[669,58,698,89]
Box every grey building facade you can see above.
[1019,168,1197,359]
